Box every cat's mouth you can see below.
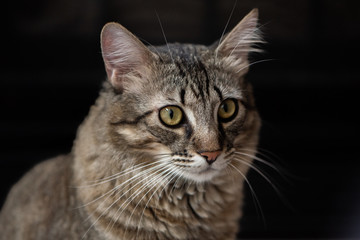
[198,165,217,174]
[180,156,227,182]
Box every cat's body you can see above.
[0,9,262,240]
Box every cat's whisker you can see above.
[233,157,280,193]
[82,162,171,239]
[234,152,295,211]
[235,150,280,173]
[109,164,176,233]
[228,163,266,226]
[136,166,185,238]
[126,166,180,236]
[78,155,171,187]
[76,159,170,210]
[169,168,185,198]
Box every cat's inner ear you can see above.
[216,9,262,67]
[101,23,154,92]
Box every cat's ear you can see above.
[215,9,262,71]
[101,23,154,92]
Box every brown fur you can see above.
[0,9,262,240]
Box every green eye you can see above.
[159,106,183,126]
[218,99,238,121]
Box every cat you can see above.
[0,9,262,240]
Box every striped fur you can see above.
[0,9,262,240]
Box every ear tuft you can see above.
[216,9,263,70]
[101,23,154,92]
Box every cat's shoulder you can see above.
[5,154,73,205]
[0,155,75,238]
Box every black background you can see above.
[1,0,360,238]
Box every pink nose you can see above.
[200,151,222,165]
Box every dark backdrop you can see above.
[2,0,360,238]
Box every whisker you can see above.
[137,37,165,62]
[234,153,296,212]
[137,167,184,239]
[109,164,175,233]
[215,0,238,60]
[81,161,170,239]
[228,27,264,58]
[77,159,168,188]
[235,150,280,173]
[127,166,180,237]
[228,163,266,227]
[233,157,281,196]
[76,159,170,210]
[155,10,174,64]
[235,58,275,73]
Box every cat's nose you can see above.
[200,150,222,165]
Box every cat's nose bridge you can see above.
[193,124,221,153]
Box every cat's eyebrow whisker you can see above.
[155,11,174,64]
[137,37,165,62]
[215,0,238,60]
[228,163,266,226]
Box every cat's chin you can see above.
[182,167,222,183]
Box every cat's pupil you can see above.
[222,103,228,113]
[169,109,174,119]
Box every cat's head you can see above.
[99,9,262,183]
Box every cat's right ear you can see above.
[101,23,155,93]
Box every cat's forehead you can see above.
[151,43,213,73]
[150,43,243,101]
[153,43,210,60]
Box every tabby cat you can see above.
[0,9,262,240]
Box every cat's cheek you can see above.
[115,126,157,146]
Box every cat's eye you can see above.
[159,106,183,127]
[218,99,238,122]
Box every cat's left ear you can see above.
[215,9,263,71]
[101,22,155,93]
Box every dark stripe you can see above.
[190,84,200,99]
[187,195,201,220]
[148,207,159,221]
[180,89,186,105]
[213,86,223,100]
[185,122,193,140]
[197,60,210,96]
[110,110,153,125]
[176,62,187,79]
[218,118,226,142]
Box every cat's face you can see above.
[100,9,261,183]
